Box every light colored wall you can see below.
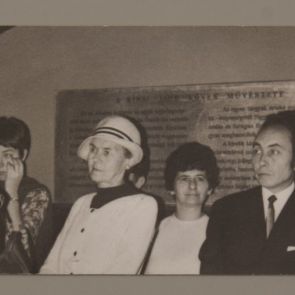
[1,26,295,201]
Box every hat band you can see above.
[93,127,134,142]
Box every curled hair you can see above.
[164,142,219,191]
[0,117,31,157]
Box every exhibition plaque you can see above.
[55,81,295,205]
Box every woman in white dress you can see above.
[40,115,158,274]
[145,142,219,274]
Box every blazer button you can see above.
[73,251,77,256]
[81,228,85,233]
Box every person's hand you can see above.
[4,155,24,199]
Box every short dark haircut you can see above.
[258,110,295,158]
[164,142,219,191]
[0,117,31,157]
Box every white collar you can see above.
[262,182,295,220]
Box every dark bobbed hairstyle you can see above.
[0,116,31,158]
[258,110,295,159]
[164,142,219,191]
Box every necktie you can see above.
[266,195,277,238]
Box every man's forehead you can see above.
[254,125,292,146]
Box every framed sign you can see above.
[55,80,295,204]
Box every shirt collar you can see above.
[90,182,140,209]
[262,182,295,220]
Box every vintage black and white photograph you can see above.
[1,26,295,276]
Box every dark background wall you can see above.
[1,26,295,201]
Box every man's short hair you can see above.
[259,110,295,158]
[164,142,219,191]
[0,116,31,157]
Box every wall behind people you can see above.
[1,26,295,200]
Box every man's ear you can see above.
[21,149,29,161]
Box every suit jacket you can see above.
[199,186,295,274]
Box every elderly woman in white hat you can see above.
[40,115,158,274]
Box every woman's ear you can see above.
[207,188,213,196]
[126,157,137,170]
[134,176,146,189]
[126,155,138,171]
[21,149,29,161]
[125,161,131,170]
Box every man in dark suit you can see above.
[199,110,295,274]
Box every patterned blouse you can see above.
[5,177,51,258]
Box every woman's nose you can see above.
[92,150,103,162]
[188,178,197,189]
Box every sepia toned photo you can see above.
[1,26,295,276]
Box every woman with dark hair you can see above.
[145,142,219,274]
[0,116,52,272]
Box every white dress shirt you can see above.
[262,182,295,221]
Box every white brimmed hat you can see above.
[77,115,143,167]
